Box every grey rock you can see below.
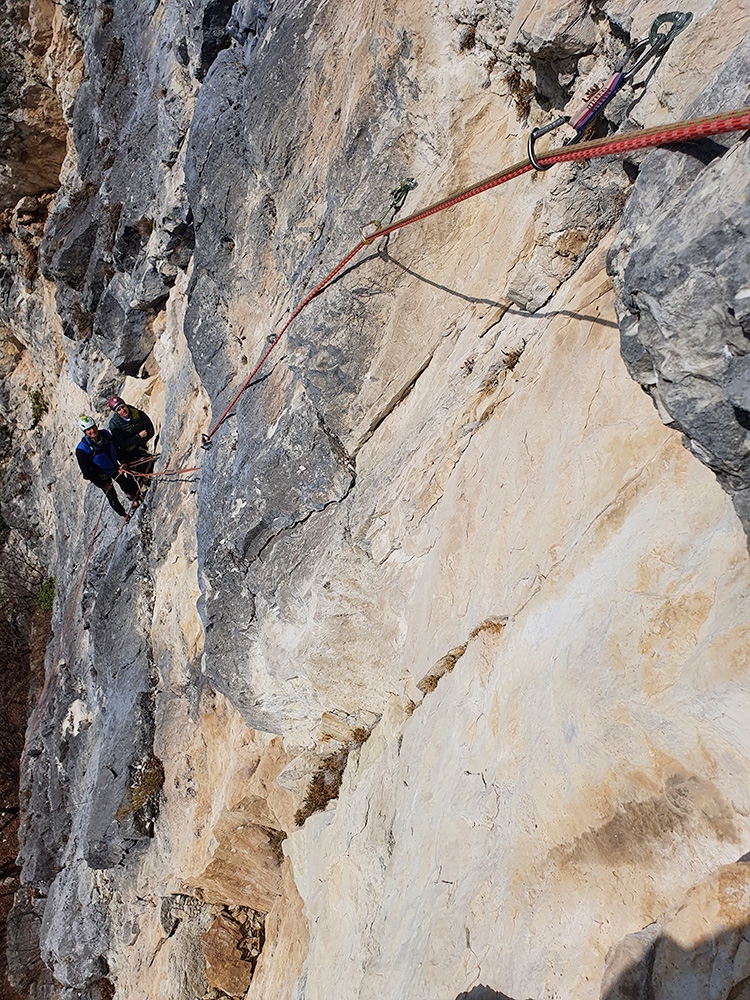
[198,0,236,80]
[600,923,660,1000]
[197,382,354,731]
[228,0,274,49]
[92,275,159,375]
[35,0,201,379]
[0,3,67,213]
[15,516,161,991]
[6,888,56,995]
[40,864,110,988]
[609,36,750,535]
[183,47,253,402]
[157,895,214,998]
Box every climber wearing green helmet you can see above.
[75,416,142,518]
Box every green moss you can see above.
[28,389,49,426]
[37,577,55,611]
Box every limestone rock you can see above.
[2,1,750,999]
[600,923,661,1000]
[201,908,263,997]
[0,0,72,213]
[506,0,596,56]
[602,864,750,1000]
[609,36,750,537]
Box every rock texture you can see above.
[609,36,750,538]
[0,0,749,999]
[601,863,750,1000]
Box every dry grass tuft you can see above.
[294,728,371,827]
[469,617,507,639]
[504,68,537,123]
[417,644,468,695]
[116,755,165,820]
[503,346,525,371]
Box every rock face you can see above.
[1,0,750,999]
[601,863,750,1000]
[609,37,750,538]
[0,0,72,215]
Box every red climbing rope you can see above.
[23,106,750,748]
[200,106,750,446]
[132,464,201,478]
[202,241,366,446]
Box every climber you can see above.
[75,416,142,518]
[106,396,155,478]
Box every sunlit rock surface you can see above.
[1,0,749,998]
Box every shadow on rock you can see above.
[456,987,535,1000]
[601,862,750,1000]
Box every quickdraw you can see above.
[359,177,417,243]
[528,10,693,170]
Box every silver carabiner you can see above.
[621,10,693,83]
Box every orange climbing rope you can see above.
[200,106,750,447]
[24,106,750,749]
[21,454,199,754]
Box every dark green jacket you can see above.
[108,406,154,458]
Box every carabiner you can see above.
[359,178,417,240]
[359,220,383,244]
[527,116,568,170]
[389,177,417,213]
[621,10,693,83]
[529,7,694,155]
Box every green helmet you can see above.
[78,415,96,432]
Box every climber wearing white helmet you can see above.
[75,416,142,518]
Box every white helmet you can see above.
[78,415,96,432]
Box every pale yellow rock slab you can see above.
[288,235,750,1000]
[651,864,750,1000]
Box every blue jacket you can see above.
[76,429,120,483]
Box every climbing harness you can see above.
[25,94,750,746]
[528,10,693,169]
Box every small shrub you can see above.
[28,388,49,426]
[503,345,525,371]
[37,577,55,611]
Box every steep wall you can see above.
[2,0,750,998]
